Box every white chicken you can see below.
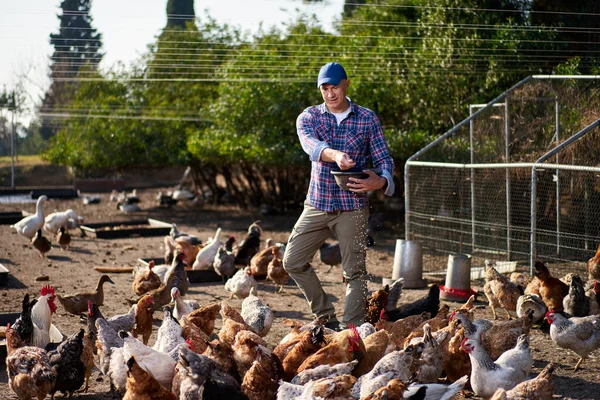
[225,266,257,299]
[241,287,274,337]
[119,331,177,389]
[11,195,48,240]
[31,284,62,349]
[171,287,200,321]
[546,310,600,370]
[43,208,82,234]
[152,307,186,359]
[192,227,222,270]
[404,375,469,400]
[516,294,547,323]
[462,334,532,398]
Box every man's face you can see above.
[320,80,349,112]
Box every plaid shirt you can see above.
[296,99,395,212]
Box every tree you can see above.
[40,0,103,140]
[166,0,195,29]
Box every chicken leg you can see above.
[574,357,584,371]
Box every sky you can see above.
[0,0,344,123]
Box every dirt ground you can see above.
[0,188,599,399]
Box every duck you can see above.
[44,208,81,234]
[57,226,71,250]
[11,195,48,239]
[32,229,52,258]
[117,202,141,213]
[57,274,115,315]
[170,187,195,201]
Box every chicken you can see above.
[291,359,358,385]
[490,362,554,400]
[108,347,129,394]
[241,287,274,337]
[225,266,258,299]
[31,285,60,349]
[80,328,96,392]
[219,316,256,347]
[358,322,377,339]
[524,276,541,296]
[516,294,547,323]
[132,295,155,345]
[43,208,80,234]
[242,359,278,400]
[32,229,51,259]
[403,375,469,400]
[214,243,237,281]
[280,325,327,381]
[234,220,262,266]
[267,247,289,293]
[563,274,590,317]
[461,334,531,399]
[310,374,357,398]
[193,227,222,270]
[250,244,284,278]
[203,338,240,381]
[175,235,202,266]
[437,318,471,383]
[319,241,341,272]
[376,311,431,349]
[509,272,532,293]
[351,345,421,399]
[146,254,185,311]
[546,309,600,370]
[12,293,37,346]
[123,356,176,400]
[232,329,282,379]
[353,329,394,377]
[365,284,390,325]
[120,330,177,389]
[163,250,190,296]
[587,242,600,282]
[104,303,137,334]
[361,378,407,400]
[56,226,71,250]
[188,302,222,336]
[403,304,450,347]
[414,324,443,383]
[180,315,210,354]
[297,325,366,373]
[385,278,405,312]
[11,195,48,240]
[153,306,186,358]
[95,318,124,377]
[534,261,569,312]
[383,284,439,322]
[587,281,600,315]
[132,259,162,295]
[47,329,86,398]
[171,286,200,321]
[57,274,114,315]
[484,260,521,320]
[5,324,55,400]
[164,235,176,265]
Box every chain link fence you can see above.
[405,76,600,278]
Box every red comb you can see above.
[449,311,456,321]
[349,324,358,336]
[185,338,194,352]
[40,285,55,297]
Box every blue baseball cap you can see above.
[317,62,347,88]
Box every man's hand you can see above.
[334,152,356,171]
[347,170,386,193]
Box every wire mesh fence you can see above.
[406,76,600,278]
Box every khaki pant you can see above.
[283,202,369,328]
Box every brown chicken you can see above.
[273,325,305,362]
[297,325,366,373]
[132,260,162,296]
[232,330,282,379]
[250,244,283,278]
[510,272,532,293]
[365,285,390,325]
[132,295,155,345]
[439,318,472,383]
[311,374,357,398]
[353,329,393,377]
[403,304,450,347]
[221,300,247,324]
[588,243,600,282]
[187,302,221,336]
[266,248,289,293]
[123,356,176,400]
[484,261,521,320]
[281,325,327,381]
[524,277,541,296]
[362,378,407,400]
[490,362,554,400]
[376,311,431,349]
[180,315,209,354]
[534,261,569,312]
[203,338,240,381]
[81,329,96,392]
[175,236,201,267]
[5,324,55,400]
[241,359,278,400]
[219,318,257,347]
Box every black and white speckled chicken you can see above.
[214,242,237,281]
[234,221,262,266]
[48,329,86,398]
[241,287,273,337]
[12,293,37,346]
[153,306,186,359]
[95,318,124,376]
[563,274,590,317]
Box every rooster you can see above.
[31,285,61,349]
[297,325,366,373]
[234,220,262,266]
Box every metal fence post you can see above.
[469,105,476,253]
[530,165,537,275]
[505,97,511,260]
[555,98,561,256]
[404,162,411,240]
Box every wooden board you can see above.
[94,266,135,273]
[80,218,172,239]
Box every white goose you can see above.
[11,195,48,239]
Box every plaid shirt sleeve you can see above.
[369,114,396,196]
[296,108,329,162]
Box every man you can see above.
[283,62,395,330]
